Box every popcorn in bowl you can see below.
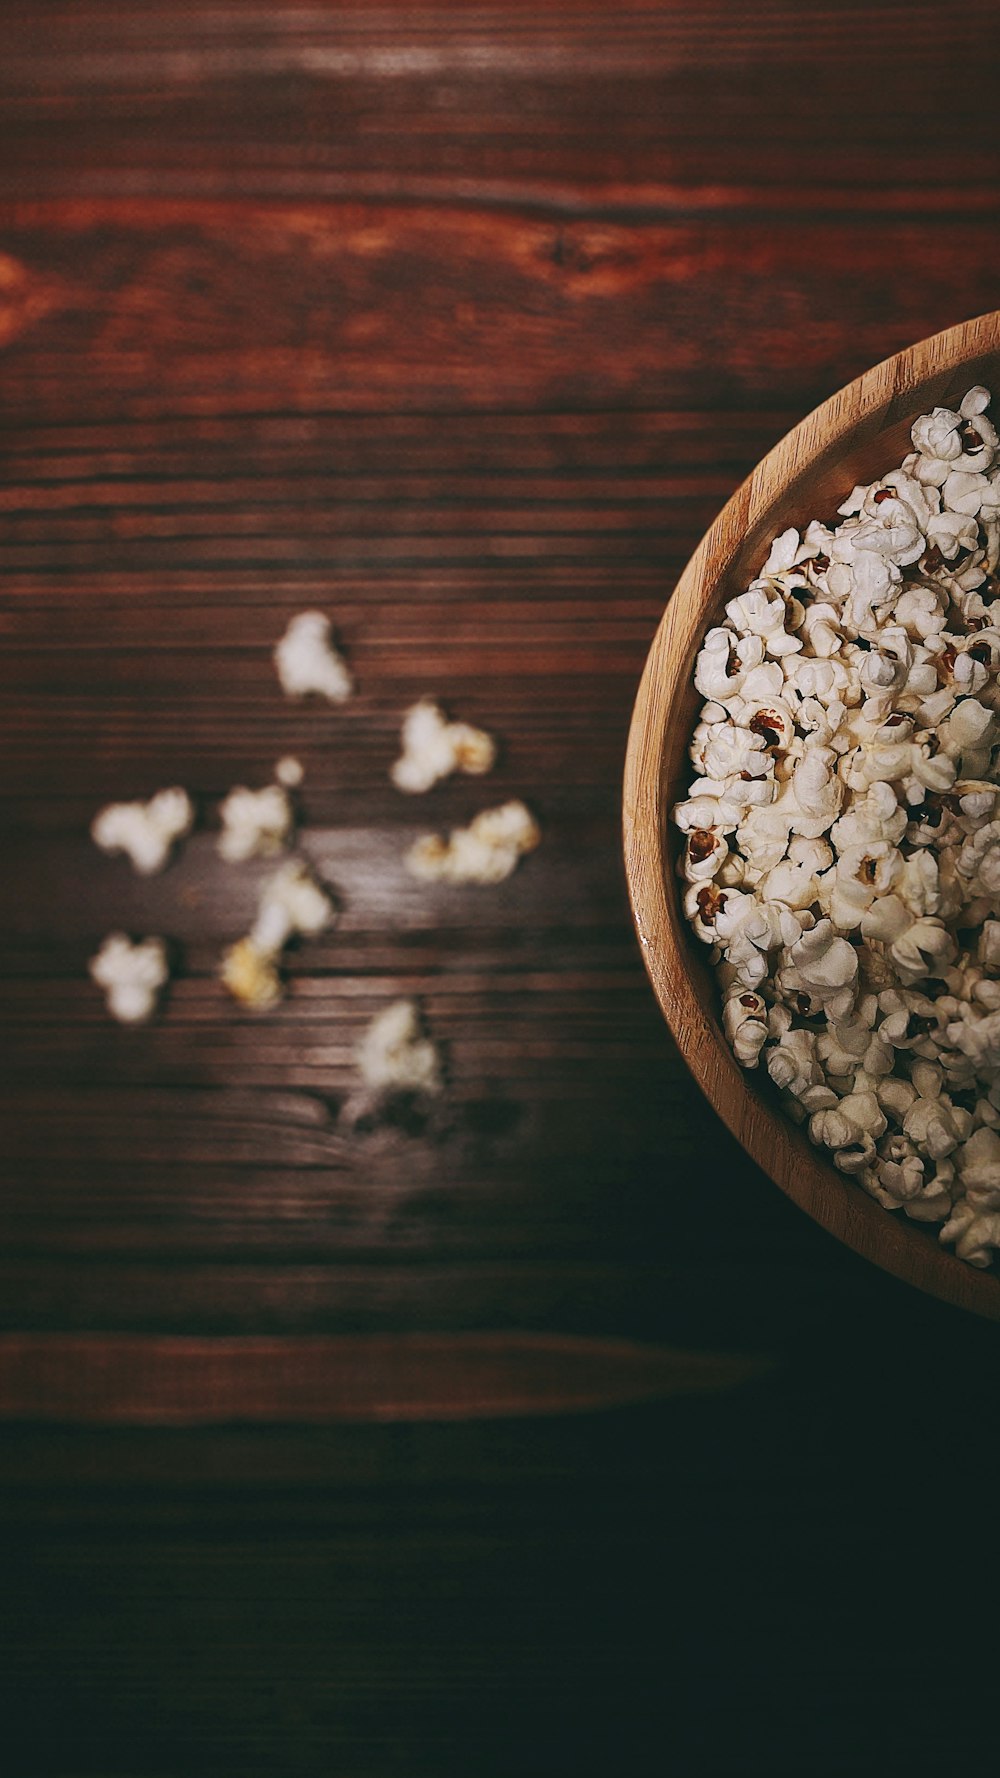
[674,386,1000,1268]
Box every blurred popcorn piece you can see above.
[89,933,169,1024]
[219,936,283,1011]
[91,787,193,875]
[406,799,540,885]
[218,782,294,863]
[274,612,352,702]
[249,859,336,954]
[356,999,442,1098]
[275,756,304,788]
[391,698,496,793]
[221,859,337,1010]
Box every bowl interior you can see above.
[624,314,1000,1317]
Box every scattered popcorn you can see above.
[406,799,540,885]
[274,611,352,702]
[91,788,193,875]
[356,999,442,1098]
[218,782,294,863]
[391,698,497,793]
[221,859,336,1010]
[89,934,169,1024]
[675,385,1000,1268]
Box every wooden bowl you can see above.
[623,312,1000,1318]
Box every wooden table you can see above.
[4,5,1000,1772]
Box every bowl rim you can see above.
[623,310,1000,1319]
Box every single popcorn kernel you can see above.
[674,383,1000,1270]
[391,699,496,794]
[220,860,336,1010]
[91,787,194,875]
[274,612,352,703]
[219,937,283,1011]
[90,934,169,1024]
[406,800,540,886]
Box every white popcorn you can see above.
[391,698,496,793]
[275,755,304,788]
[767,1025,823,1098]
[406,800,540,886]
[274,611,353,702]
[681,824,729,884]
[888,916,956,986]
[763,527,813,576]
[927,509,981,560]
[250,859,336,954]
[89,933,169,1024]
[221,860,336,1010]
[674,382,1000,1268]
[724,583,802,657]
[941,470,1000,520]
[809,1085,886,1160]
[957,819,1000,895]
[777,919,858,1020]
[722,991,769,1068]
[894,585,948,641]
[218,783,294,863]
[694,628,749,703]
[874,1140,926,1208]
[91,787,193,875]
[911,404,966,471]
[902,1094,968,1160]
[938,1201,1000,1268]
[355,999,442,1098]
[758,835,831,910]
[817,1013,892,1081]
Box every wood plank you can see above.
[2,202,1000,420]
[0,1331,772,1422]
[3,2,999,205]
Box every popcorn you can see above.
[218,782,294,863]
[221,859,336,1009]
[219,937,283,1011]
[391,699,496,793]
[406,800,540,886]
[274,611,352,702]
[674,383,1000,1268]
[91,788,193,875]
[722,990,769,1068]
[938,1200,1000,1268]
[275,756,304,788]
[355,999,443,1100]
[777,919,859,1020]
[724,584,803,658]
[89,934,169,1024]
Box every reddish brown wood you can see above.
[4,11,1000,1771]
[0,1331,770,1422]
[3,8,1000,1391]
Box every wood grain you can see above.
[5,10,1000,1772]
[0,1331,771,1422]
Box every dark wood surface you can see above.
[4,5,1000,1773]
